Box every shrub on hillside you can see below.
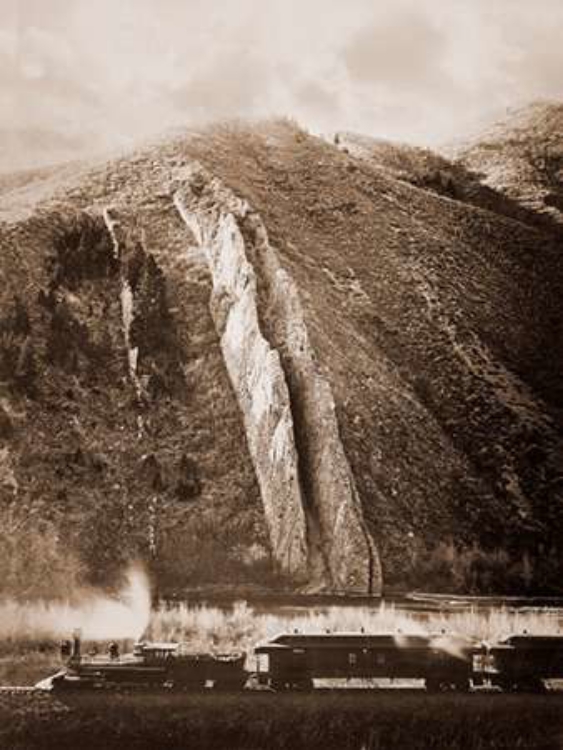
[0,299,38,396]
[409,540,551,595]
[48,213,118,290]
[0,503,83,599]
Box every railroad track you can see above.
[0,687,43,695]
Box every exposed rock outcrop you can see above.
[102,208,141,395]
[175,166,381,593]
[175,183,310,583]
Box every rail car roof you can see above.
[499,635,563,647]
[256,632,476,650]
[134,642,179,651]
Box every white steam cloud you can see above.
[0,564,151,642]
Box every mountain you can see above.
[1,115,562,598]
[335,130,559,232]
[454,101,563,224]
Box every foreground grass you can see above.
[0,651,60,687]
[1,691,562,750]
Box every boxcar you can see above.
[488,635,563,692]
[255,633,477,692]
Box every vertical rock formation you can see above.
[102,207,141,398]
[175,183,310,583]
[174,166,381,593]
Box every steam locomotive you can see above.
[38,638,246,692]
[37,631,563,693]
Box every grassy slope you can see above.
[337,130,559,232]
[165,121,563,589]
[0,164,69,197]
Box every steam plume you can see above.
[0,565,151,642]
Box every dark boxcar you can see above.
[489,635,563,692]
[255,633,477,691]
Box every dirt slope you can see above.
[1,117,562,595]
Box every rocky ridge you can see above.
[175,165,380,592]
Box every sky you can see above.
[1,0,563,169]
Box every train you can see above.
[36,631,563,694]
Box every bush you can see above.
[48,213,118,290]
[0,298,38,396]
[408,540,547,595]
[0,503,83,599]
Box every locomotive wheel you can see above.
[425,677,452,693]
[495,678,516,693]
[270,678,290,692]
[453,678,471,693]
[270,676,313,691]
[291,677,314,691]
[213,678,247,692]
[172,680,205,691]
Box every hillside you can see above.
[335,131,559,232]
[455,101,563,224]
[1,117,562,597]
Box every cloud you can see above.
[296,81,340,118]
[1,0,562,170]
[343,8,448,90]
[170,48,274,120]
[495,4,563,101]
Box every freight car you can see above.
[255,633,477,692]
[487,635,563,693]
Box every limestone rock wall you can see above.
[175,165,381,593]
[241,213,381,593]
[174,181,310,582]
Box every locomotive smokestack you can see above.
[60,639,72,661]
[71,629,82,660]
